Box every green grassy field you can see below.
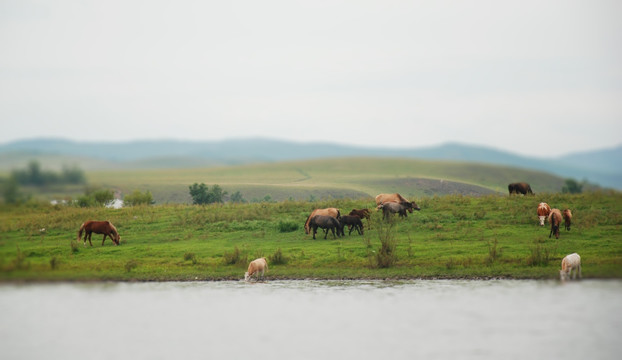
[1,191,620,282]
[73,157,567,204]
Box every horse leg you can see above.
[87,232,93,246]
[102,234,107,246]
[312,227,317,240]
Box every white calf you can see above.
[560,253,582,281]
[245,257,268,282]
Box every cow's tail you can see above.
[77,222,85,242]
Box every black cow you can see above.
[508,182,533,195]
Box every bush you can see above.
[375,221,397,268]
[189,183,228,205]
[223,246,247,265]
[277,220,299,233]
[269,248,288,265]
[124,190,154,206]
[184,252,197,265]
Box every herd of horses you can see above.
[77,186,580,281]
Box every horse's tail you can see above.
[77,222,86,242]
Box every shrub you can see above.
[184,252,197,265]
[375,221,397,268]
[277,220,298,233]
[269,248,288,265]
[124,190,155,206]
[486,238,503,266]
[223,246,247,265]
[125,259,138,272]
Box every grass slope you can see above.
[1,191,620,281]
[78,158,565,204]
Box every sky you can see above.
[0,0,620,158]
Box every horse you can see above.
[548,209,563,239]
[537,202,551,226]
[379,202,412,220]
[508,182,533,195]
[77,220,120,247]
[349,208,370,225]
[563,209,572,231]
[308,215,342,239]
[560,253,581,281]
[304,208,340,235]
[339,215,364,236]
[245,257,268,282]
[375,193,421,211]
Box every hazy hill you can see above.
[0,138,620,189]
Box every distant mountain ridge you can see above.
[1,138,620,189]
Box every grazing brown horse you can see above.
[548,209,563,239]
[77,220,120,247]
[349,208,371,228]
[304,208,340,235]
[508,182,533,195]
[563,209,572,231]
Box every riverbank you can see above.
[2,192,621,282]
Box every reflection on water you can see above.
[1,280,621,360]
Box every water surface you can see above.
[1,280,620,360]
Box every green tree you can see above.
[189,183,227,204]
[124,190,154,206]
[230,191,246,203]
[2,176,21,204]
[562,179,583,194]
[189,183,210,205]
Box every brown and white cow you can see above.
[537,202,551,226]
[245,257,268,282]
[304,208,341,234]
[560,253,581,281]
[563,209,572,231]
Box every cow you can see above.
[245,257,268,282]
[508,182,533,195]
[308,215,342,239]
[548,208,563,239]
[560,253,581,281]
[537,202,551,226]
[304,208,340,235]
[379,202,413,220]
[563,209,572,231]
[339,215,364,236]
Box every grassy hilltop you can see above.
[1,191,621,281]
[76,157,567,204]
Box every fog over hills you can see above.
[1,138,620,189]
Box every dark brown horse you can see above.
[78,220,120,246]
[508,182,533,195]
[339,215,364,236]
[349,208,371,228]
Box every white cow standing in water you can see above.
[245,257,268,282]
[560,253,582,281]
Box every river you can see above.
[1,280,620,360]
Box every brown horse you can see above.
[77,220,120,247]
[563,209,572,231]
[349,208,371,228]
[304,208,340,234]
[548,209,562,239]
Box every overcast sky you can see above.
[1,0,620,157]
